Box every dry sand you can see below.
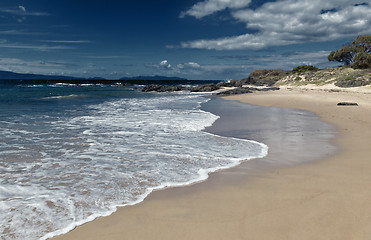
[53,87,371,240]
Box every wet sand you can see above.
[53,87,371,240]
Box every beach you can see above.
[53,86,371,240]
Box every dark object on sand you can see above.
[337,102,358,106]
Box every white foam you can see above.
[42,94,83,99]
[0,91,268,240]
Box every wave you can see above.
[0,91,268,240]
[41,94,86,100]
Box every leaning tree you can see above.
[328,35,371,69]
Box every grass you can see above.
[273,67,370,87]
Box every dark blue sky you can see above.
[0,0,370,79]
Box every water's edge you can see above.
[203,97,338,172]
[42,96,269,240]
[45,96,337,240]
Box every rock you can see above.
[228,80,237,86]
[241,69,287,86]
[258,87,280,92]
[142,84,159,92]
[228,80,243,87]
[142,83,222,93]
[335,78,370,88]
[216,82,228,88]
[190,83,219,92]
[337,102,358,106]
[216,87,253,95]
[142,84,185,92]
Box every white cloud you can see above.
[148,60,201,72]
[0,30,45,35]
[180,0,371,50]
[181,33,275,50]
[0,39,73,51]
[17,17,26,23]
[160,60,172,69]
[180,0,251,18]
[0,6,49,16]
[18,6,26,12]
[177,62,201,69]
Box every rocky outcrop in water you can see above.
[142,83,222,93]
[142,84,185,92]
[141,82,280,95]
[190,84,219,92]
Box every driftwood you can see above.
[337,102,358,106]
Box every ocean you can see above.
[0,81,268,239]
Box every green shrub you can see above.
[351,51,371,69]
[328,35,371,69]
[292,65,319,73]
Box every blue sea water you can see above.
[0,82,268,239]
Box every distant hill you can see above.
[119,75,187,81]
[0,71,186,81]
[0,70,220,86]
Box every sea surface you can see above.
[0,82,268,240]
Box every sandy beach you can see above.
[53,86,371,240]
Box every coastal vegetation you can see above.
[274,66,371,87]
[142,66,370,94]
[292,65,319,73]
[235,36,371,89]
[328,35,371,69]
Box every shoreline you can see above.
[53,87,371,240]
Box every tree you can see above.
[328,45,356,65]
[352,35,371,53]
[352,51,371,69]
[328,35,371,69]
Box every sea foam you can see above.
[0,90,267,239]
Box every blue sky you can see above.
[0,0,370,80]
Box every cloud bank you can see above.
[180,0,371,50]
[180,0,251,18]
[146,52,337,79]
[0,39,72,51]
